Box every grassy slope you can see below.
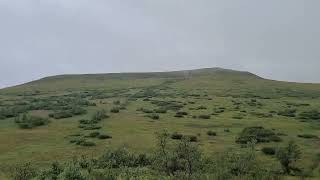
[1,67,320,179]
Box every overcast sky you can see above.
[0,0,319,88]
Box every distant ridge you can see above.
[35,67,261,82]
[0,67,263,92]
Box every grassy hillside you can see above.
[1,67,320,179]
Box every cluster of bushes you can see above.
[150,100,184,111]
[212,107,225,115]
[278,109,297,117]
[198,114,211,119]
[12,132,306,179]
[91,109,109,122]
[110,107,120,113]
[298,110,320,121]
[49,106,87,119]
[70,138,96,147]
[84,131,112,140]
[72,110,111,146]
[174,111,188,118]
[196,105,207,110]
[251,112,273,118]
[79,110,108,127]
[0,106,29,119]
[171,132,198,142]
[146,114,160,120]
[236,126,281,144]
[261,147,276,155]
[207,130,217,136]
[14,114,49,129]
[246,99,263,107]
[297,134,319,139]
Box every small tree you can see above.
[176,137,201,177]
[276,140,301,174]
[154,130,171,175]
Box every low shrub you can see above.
[207,130,217,136]
[80,141,96,147]
[236,126,281,144]
[297,134,318,139]
[185,135,198,142]
[143,109,154,114]
[277,109,296,117]
[196,106,207,110]
[15,114,49,129]
[261,147,276,155]
[83,125,102,130]
[147,114,159,120]
[98,134,112,139]
[154,109,167,113]
[171,132,183,140]
[298,110,320,121]
[198,115,211,119]
[176,111,188,116]
[88,132,100,138]
[110,107,120,113]
[92,110,109,121]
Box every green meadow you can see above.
[0,68,320,179]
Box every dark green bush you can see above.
[83,125,102,130]
[236,126,281,144]
[110,107,120,113]
[92,110,108,121]
[147,114,159,120]
[88,132,100,138]
[298,110,320,121]
[297,134,318,139]
[154,109,167,113]
[80,141,96,147]
[49,111,73,119]
[176,111,188,116]
[142,108,154,114]
[261,147,276,155]
[277,109,296,117]
[15,114,49,129]
[198,115,211,119]
[207,130,217,136]
[196,106,207,110]
[171,132,183,140]
[98,134,112,139]
[185,135,198,142]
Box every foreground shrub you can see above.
[236,126,281,144]
[11,162,36,180]
[98,148,136,168]
[276,140,301,174]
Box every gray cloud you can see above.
[0,0,319,88]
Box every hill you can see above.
[1,67,320,179]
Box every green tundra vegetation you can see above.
[0,68,320,179]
